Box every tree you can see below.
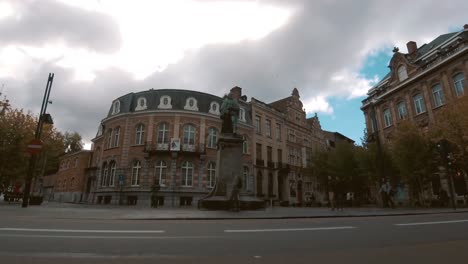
[64,131,84,153]
[390,121,432,205]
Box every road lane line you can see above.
[0,234,220,239]
[0,228,165,233]
[395,219,468,226]
[224,226,355,233]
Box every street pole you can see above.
[22,73,54,208]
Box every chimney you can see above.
[464,24,468,31]
[230,86,242,100]
[406,41,417,54]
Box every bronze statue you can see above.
[220,92,240,134]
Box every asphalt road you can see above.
[1,212,468,264]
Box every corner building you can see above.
[90,87,327,206]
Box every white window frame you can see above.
[207,162,216,188]
[255,116,261,134]
[383,108,392,127]
[112,100,120,114]
[181,161,193,187]
[183,124,195,145]
[413,94,426,114]
[397,102,407,120]
[135,97,147,111]
[158,95,172,109]
[113,127,120,147]
[275,123,282,141]
[135,124,145,145]
[157,122,169,144]
[184,97,199,111]
[453,73,465,97]
[154,160,167,186]
[109,161,116,186]
[266,119,272,137]
[101,163,108,187]
[209,102,220,115]
[432,84,445,107]
[239,108,246,122]
[397,65,408,81]
[207,127,218,149]
[131,160,141,186]
[107,129,113,149]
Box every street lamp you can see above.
[22,73,54,208]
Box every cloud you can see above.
[1,0,468,144]
[0,0,121,53]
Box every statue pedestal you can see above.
[199,133,264,210]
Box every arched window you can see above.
[207,162,216,188]
[397,101,407,120]
[184,97,199,111]
[383,108,392,127]
[154,160,167,186]
[112,100,120,114]
[243,166,249,191]
[113,127,120,147]
[413,93,426,114]
[101,162,108,187]
[135,124,145,145]
[135,97,147,111]
[209,102,220,115]
[131,160,141,186]
[397,65,408,81]
[432,84,445,107]
[453,73,465,97]
[183,124,195,145]
[158,95,172,109]
[207,127,218,149]
[181,161,193,187]
[109,161,116,186]
[157,122,170,145]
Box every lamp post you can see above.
[22,73,54,208]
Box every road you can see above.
[1,211,468,263]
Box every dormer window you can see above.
[184,97,199,111]
[158,95,172,109]
[135,97,147,111]
[397,65,408,81]
[112,100,120,115]
[209,102,220,115]
[239,108,246,122]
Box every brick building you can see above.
[361,24,468,202]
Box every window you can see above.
[74,158,78,168]
[266,119,272,137]
[242,135,249,154]
[157,123,169,144]
[112,100,120,114]
[288,129,295,142]
[397,102,407,120]
[255,115,261,133]
[267,146,272,163]
[413,93,426,114]
[207,127,218,149]
[107,129,113,149]
[135,124,145,145]
[397,65,408,81]
[158,95,172,109]
[154,160,167,185]
[383,108,392,127]
[239,108,246,122]
[101,162,108,187]
[113,127,120,147]
[207,162,216,188]
[109,161,116,186]
[256,143,262,160]
[209,102,220,115]
[432,84,445,107]
[275,123,281,140]
[131,160,141,186]
[184,97,199,111]
[277,149,282,164]
[453,73,465,97]
[243,166,249,191]
[181,161,193,187]
[135,97,147,111]
[183,124,195,145]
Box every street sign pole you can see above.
[22,73,54,208]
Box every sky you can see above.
[1,0,467,148]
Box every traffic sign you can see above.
[27,139,43,154]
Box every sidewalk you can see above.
[2,201,468,220]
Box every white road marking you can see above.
[0,228,165,233]
[224,226,355,233]
[395,219,468,226]
[0,234,220,239]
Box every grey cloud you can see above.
[0,0,121,53]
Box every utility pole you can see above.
[22,73,54,208]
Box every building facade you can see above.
[361,24,468,202]
[89,87,330,207]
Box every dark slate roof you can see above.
[416,32,458,59]
[106,89,252,124]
